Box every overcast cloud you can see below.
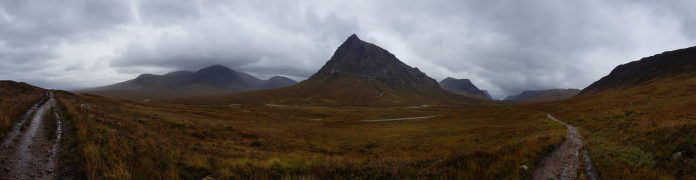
[0,0,695,99]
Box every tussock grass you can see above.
[54,90,566,179]
[45,107,58,139]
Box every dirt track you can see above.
[532,114,596,180]
[0,92,62,180]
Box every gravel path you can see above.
[532,114,596,180]
[0,92,62,180]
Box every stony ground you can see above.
[0,92,62,180]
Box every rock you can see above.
[520,165,528,170]
[46,168,53,173]
[5,167,9,171]
[673,152,683,160]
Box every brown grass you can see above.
[0,81,46,138]
[54,90,566,179]
[520,75,696,179]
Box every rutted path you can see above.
[0,92,63,180]
[532,114,597,180]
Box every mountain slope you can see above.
[260,76,298,90]
[237,72,267,89]
[179,65,250,91]
[77,71,194,92]
[482,90,493,99]
[163,34,492,106]
[504,89,580,103]
[579,46,696,95]
[439,77,491,100]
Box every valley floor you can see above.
[50,90,567,179]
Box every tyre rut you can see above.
[0,92,62,180]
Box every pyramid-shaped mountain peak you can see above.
[188,34,486,106]
[309,34,439,88]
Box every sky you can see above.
[1,0,695,99]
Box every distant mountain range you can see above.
[504,89,580,103]
[580,46,696,95]
[73,65,298,100]
[161,34,493,106]
[438,77,491,100]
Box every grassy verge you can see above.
[45,107,58,139]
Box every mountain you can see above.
[164,34,493,106]
[482,90,493,100]
[179,65,250,90]
[237,72,267,89]
[439,77,491,100]
[504,89,580,103]
[73,65,297,100]
[77,71,194,92]
[580,46,696,95]
[260,76,298,90]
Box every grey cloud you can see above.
[363,0,689,99]
[0,0,134,89]
[64,63,83,71]
[138,0,200,26]
[0,0,132,47]
[1,0,695,100]
[109,1,362,79]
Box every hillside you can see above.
[482,90,493,99]
[0,81,47,138]
[503,89,580,103]
[72,65,297,101]
[260,76,298,90]
[438,77,491,100]
[160,34,494,106]
[579,46,696,95]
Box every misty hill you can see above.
[438,77,491,100]
[73,65,297,100]
[166,34,493,106]
[260,76,298,90]
[580,46,696,95]
[504,89,580,103]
